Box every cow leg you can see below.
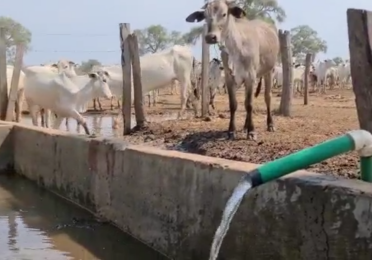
[93,99,96,110]
[178,79,189,119]
[53,115,64,130]
[97,98,103,110]
[152,91,157,107]
[69,109,90,135]
[209,86,216,111]
[242,76,256,140]
[40,108,45,127]
[110,97,114,110]
[264,73,275,132]
[44,109,51,128]
[226,72,238,139]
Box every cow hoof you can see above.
[267,125,275,132]
[247,132,257,141]
[227,132,235,140]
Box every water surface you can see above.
[0,173,167,260]
[21,113,178,138]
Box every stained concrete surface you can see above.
[1,121,372,259]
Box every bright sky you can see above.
[2,0,372,65]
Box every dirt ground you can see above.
[84,87,362,179]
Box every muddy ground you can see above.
[41,87,364,179]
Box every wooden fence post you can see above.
[278,30,293,116]
[0,27,8,120]
[119,23,132,135]
[6,45,24,122]
[201,24,210,117]
[128,34,146,129]
[347,9,372,133]
[303,53,312,105]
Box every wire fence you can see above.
[23,32,210,62]
[28,33,120,53]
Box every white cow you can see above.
[337,62,351,88]
[6,65,25,122]
[272,63,307,93]
[206,58,224,109]
[313,59,336,93]
[272,65,283,88]
[23,60,79,127]
[293,64,306,93]
[24,70,112,135]
[325,66,338,88]
[95,45,197,117]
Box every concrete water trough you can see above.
[0,121,371,259]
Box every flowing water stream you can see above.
[208,179,252,260]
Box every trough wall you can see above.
[0,122,371,259]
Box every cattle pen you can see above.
[1,6,372,260]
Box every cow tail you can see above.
[254,77,263,98]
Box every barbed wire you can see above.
[29,49,119,53]
[32,33,114,36]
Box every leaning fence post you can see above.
[6,45,24,122]
[128,33,146,129]
[0,27,8,120]
[119,23,132,135]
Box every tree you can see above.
[182,0,286,45]
[133,25,186,55]
[332,56,343,65]
[78,59,101,74]
[0,17,31,63]
[290,25,327,61]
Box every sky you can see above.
[2,0,372,65]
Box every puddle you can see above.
[21,113,179,138]
[0,173,167,260]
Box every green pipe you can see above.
[247,130,372,187]
[361,157,372,182]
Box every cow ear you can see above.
[186,11,205,23]
[229,6,246,18]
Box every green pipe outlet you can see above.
[361,157,372,182]
[247,130,372,187]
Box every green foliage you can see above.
[133,25,186,55]
[240,0,286,24]
[332,56,343,65]
[183,0,286,45]
[78,59,101,74]
[182,26,204,45]
[0,16,31,63]
[290,25,327,59]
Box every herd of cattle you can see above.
[273,58,352,94]
[2,0,353,138]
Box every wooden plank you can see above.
[119,23,132,135]
[278,30,293,116]
[0,27,8,120]
[347,9,372,133]
[303,53,312,105]
[6,44,24,122]
[128,33,146,129]
[200,23,210,117]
